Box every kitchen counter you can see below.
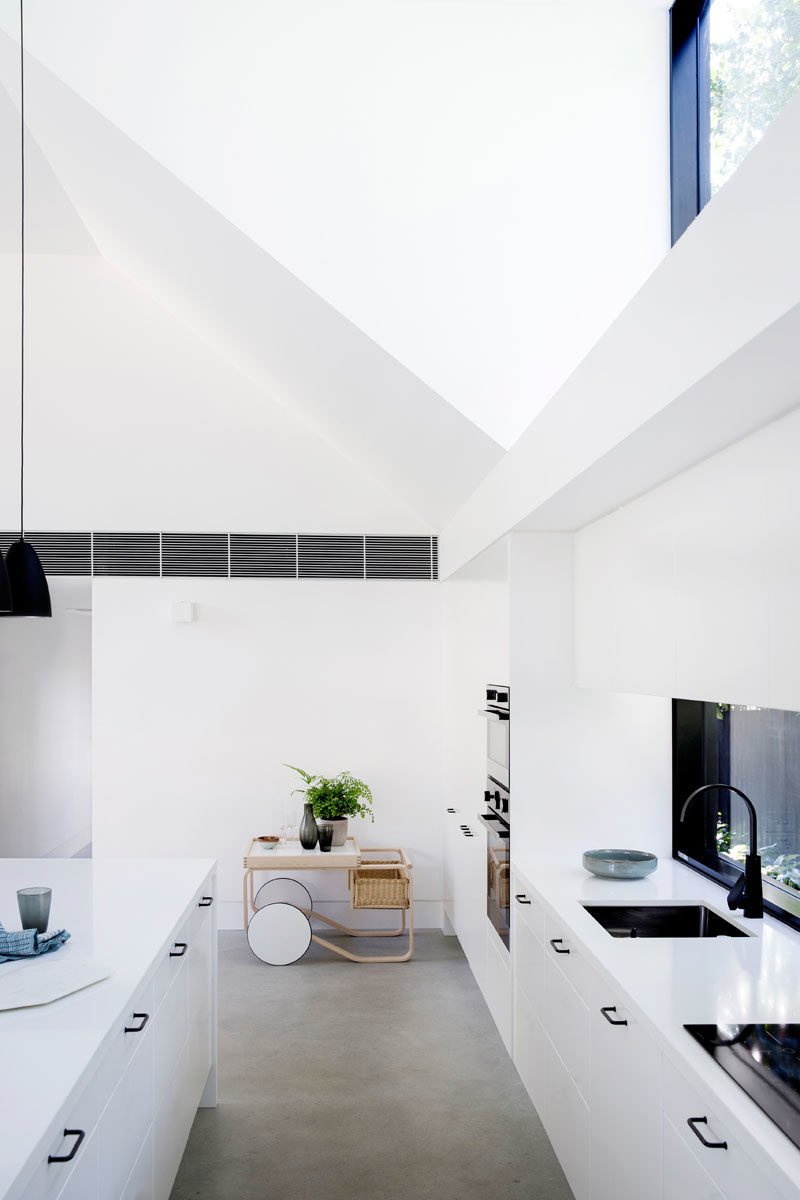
[513,853,800,1198]
[0,856,216,1200]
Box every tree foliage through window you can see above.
[711,0,800,191]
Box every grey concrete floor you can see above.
[170,930,571,1200]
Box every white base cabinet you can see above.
[510,874,794,1200]
[14,870,216,1200]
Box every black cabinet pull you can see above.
[687,1116,727,1150]
[515,894,531,905]
[198,896,213,907]
[600,1006,628,1026]
[549,938,570,954]
[446,807,456,813]
[124,1012,149,1034]
[48,1129,85,1164]
[170,942,188,957]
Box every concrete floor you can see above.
[170,930,571,1200]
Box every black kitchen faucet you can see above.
[680,783,764,919]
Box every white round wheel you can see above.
[247,903,312,965]
[254,877,312,912]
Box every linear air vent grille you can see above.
[230,534,296,578]
[298,535,364,579]
[0,532,438,580]
[366,536,434,579]
[93,533,160,577]
[162,533,228,578]
[0,531,92,576]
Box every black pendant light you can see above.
[3,0,51,618]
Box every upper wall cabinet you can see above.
[574,409,800,708]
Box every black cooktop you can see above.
[685,1024,800,1152]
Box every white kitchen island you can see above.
[0,857,216,1200]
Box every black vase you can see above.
[299,803,318,849]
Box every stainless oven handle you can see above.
[477,709,510,721]
[477,813,510,838]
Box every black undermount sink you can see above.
[583,904,749,938]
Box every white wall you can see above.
[2,0,670,449]
[510,533,671,876]
[441,87,800,577]
[0,256,430,533]
[91,578,442,929]
[0,579,92,857]
[575,407,800,711]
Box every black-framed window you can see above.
[670,0,800,244]
[673,698,800,933]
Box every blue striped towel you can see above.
[0,921,70,964]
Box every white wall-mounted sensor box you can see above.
[170,602,196,623]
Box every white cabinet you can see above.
[661,1057,787,1200]
[512,889,546,1116]
[11,870,216,1200]
[663,1116,723,1200]
[443,807,487,994]
[542,1032,591,1200]
[589,980,661,1200]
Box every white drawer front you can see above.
[95,978,154,1104]
[514,982,546,1117]
[543,946,590,1101]
[514,910,545,1017]
[542,1032,590,1200]
[153,919,190,1010]
[663,1113,723,1200]
[120,1126,154,1200]
[512,887,545,943]
[154,958,189,1104]
[543,914,593,1004]
[20,1073,100,1200]
[97,1021,154,1200]
[662,1056,778,1200]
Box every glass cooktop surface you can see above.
[685,1024,800,1151]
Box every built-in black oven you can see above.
[478,685,510,948]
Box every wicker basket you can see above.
[350,867,410,910]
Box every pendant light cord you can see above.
[19,0,26,540]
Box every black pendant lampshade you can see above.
[0,556,12,613]
[2,0,52,619]
[3,539,51,618]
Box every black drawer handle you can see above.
[600,1006,628,1026]
[515,894,531,905]
[48,1129,85,1164]
[687,1116,728,1150]
[446,807,456,813]
[170,942,188,957]
[198,896,214,907]
[549,938,570,954]
[124,1012,150,1034]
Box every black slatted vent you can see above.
[24,531,92,575]
[0,531,438,579]
[162,533,228,578]
[93,532,160,577]
[366,536,434,580]
[298,535,364,580]
[230,534,296,578]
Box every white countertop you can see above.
[0,857,215,1200]
[513,852,800,1198]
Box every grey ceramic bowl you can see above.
[582,849,658,879]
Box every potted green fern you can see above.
[285,764,374,846]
